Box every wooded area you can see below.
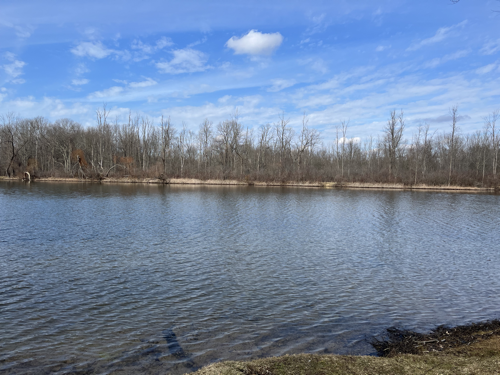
[1,107,499,187]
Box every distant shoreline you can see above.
[1,176,498,193]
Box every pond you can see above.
[1,182,499,374]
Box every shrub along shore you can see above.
[193,320,500,375]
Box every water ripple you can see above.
[1,183,500,374]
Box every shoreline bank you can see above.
[1,176,498,193]
[194,320,500,375]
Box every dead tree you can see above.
[384,110,405,179]
[448,106,459,186]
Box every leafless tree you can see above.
[274,113,293,179]
[448,106,459,186]
[340,119,349,178]
[384,110,405,179]
[198,119,212,177]
[2,105,500,188]
[485,110,499,178]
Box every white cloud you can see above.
[226,30,283,56]
[131,36,172,54]
[476,62,498,75]
[337,137,361,144]
[83,27,100,40]
[156,36,173,49]
[423,50,469,69]
[71,41,114,59]
[71,78,89,85]
[2,53,26,83]
[188,36,208,48]
[305,13,329,36]
[131,40,153,54]
[3,60,25,77]
[481,39,500,55]
[88,86,124,99]
[156,48,209,74]
[130,37,172,61]
[129,77,158,88]
[407,20,467,51]
[218,95,232,104]
[299,58,329,74]
[1,23,34,39]
[4,52,16,61]
[42,98,91,118]
[268,79,296,92]
[14,25,33,38]
[75,63,89,76]
[71,64,89,87]
[10,96,36,109]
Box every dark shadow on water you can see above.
[163,328,197,370]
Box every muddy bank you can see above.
[372,319,500,357]
[1,176,498,193]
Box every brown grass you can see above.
[193,335,500,375]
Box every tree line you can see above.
[1,106,499,187]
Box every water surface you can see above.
[1,182,499,374]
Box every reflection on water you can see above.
[1,182,499,374]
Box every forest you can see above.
[1,106,499,187]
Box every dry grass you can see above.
[193,335,500,375]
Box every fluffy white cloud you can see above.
[407,20,467,51]
[71,41,114,59]
[129,78,158,88]
[226,30,283,56]
[156,48,209,74]
[71,78,89,85]
[268,79,296,92]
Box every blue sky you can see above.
[1,0,499,142]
